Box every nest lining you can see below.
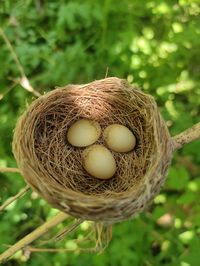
[13,77,173,222]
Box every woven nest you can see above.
[13,77,173,223]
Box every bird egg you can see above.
[67,119,101,147]
[103,124,136,152]
[82,145,116,179]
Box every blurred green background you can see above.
[0,0,200,265]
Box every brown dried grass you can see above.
[12,77,173,223]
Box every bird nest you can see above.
[12,77,173,223]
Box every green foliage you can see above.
[0,0,200,265]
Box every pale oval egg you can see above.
[82,145,116,179]
[103,124,136,152]
[67,119,101,147]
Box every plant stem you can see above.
[0,27,41,98]
[0,212,68,264]
[0,167,21,173]
[0,185,30,212]
[172,121,200,150]
[54,218,83,242]
[24,246,97,253]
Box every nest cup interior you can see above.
[13,78,173,222]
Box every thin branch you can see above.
[0,185,30,212]
[39,226,92,247]
[20,244,99,261]
[0,27,25,76]
[0,82,17,101]
[3,242,98,255]
[54,218,84,242]
[0,167,21,173]
[40,218,84,246]
[172,121,200,150]
[25,247,78,253]
[0,27,41,98]
[0,212,68,264]
[24,246,98,253]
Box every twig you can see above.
[0,27,41,98]
[0,28,25,76]
[39,226,92,246]
[40,218,84,245]
[24,246,98,253]
[0,167,21,173]
[54,218,84,242]
[172,121,200,150]
[0,185,30,212]
[0,82,17,101]
[25,247,78,253]
[0,212,68,264]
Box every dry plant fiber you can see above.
[12,77,173,223]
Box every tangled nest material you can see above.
[12,77,173,223]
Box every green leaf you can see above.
[177,191,196,204]
[166,166,190,191]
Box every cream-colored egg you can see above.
[82,145,116,179]
[67,119,101,147]
[103,124,136,152]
